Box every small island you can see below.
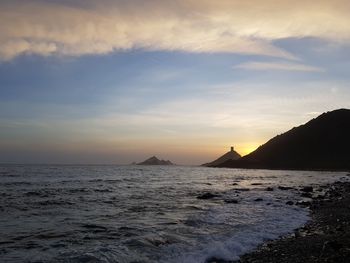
[137,156,174,165]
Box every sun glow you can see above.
[237,144,260,156]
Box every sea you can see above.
[0,165,348,263]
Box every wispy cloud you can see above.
[234,61,325,72]
[1,0,350,61]
[2,79,349,164]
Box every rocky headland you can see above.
[212,109,350,171]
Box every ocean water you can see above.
[0,165,348,263]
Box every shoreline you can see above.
[232,180,350,263]
[211,165,350,173]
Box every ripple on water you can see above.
[0,165,348,262]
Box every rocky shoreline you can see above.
[233,180,350,263]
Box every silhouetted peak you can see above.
[202,146,241,167]
[137,156,174,165]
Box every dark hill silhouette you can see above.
[202,146,241,167]
[216,109,350,171]
[137,156,174,165]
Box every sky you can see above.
[0,0,350,165]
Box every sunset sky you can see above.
[1,0,350,165]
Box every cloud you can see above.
[234,61,325,72]
[0,0,349,60]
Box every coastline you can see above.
[233,180,350,263]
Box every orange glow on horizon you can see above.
[235,144,260,157]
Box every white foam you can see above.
[159,169,349,262]
[162,204,309,263]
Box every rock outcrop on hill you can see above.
[137,156,174,165]
[202,147,241,167]
[216,109,350,171]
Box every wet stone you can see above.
[315,194,325,199]
[323,240,343,251]
[197,193,220,199]
[301,186,313,193]
[278,186,293,190]
[206,256,233,263]
[81,224,108,231]
[301,192,312,198]
[297,201,311,207]
[224,199,239,204]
